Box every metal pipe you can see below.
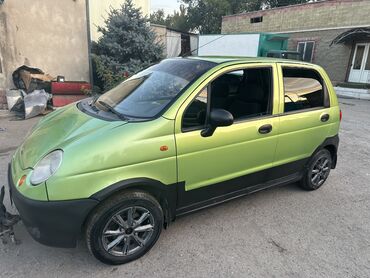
[85,0,94,87]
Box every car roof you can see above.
[267,50,301,54]
[187,55,314,66]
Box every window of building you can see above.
[297,41,315,62]
[283,67,328,113]
[353,45,365,70]
[364,47,370,71]
[250,16,263,24]
[182,67,273,130]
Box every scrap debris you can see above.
[5,65,91,119]
[0,186,21,245]
[24,90,51,119]
[12,65,53,93]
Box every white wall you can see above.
[0,0,90,88]
[166,30,181,58]
[190,35,199,55]
[198,34,260,57]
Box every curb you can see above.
[334,87,370,101]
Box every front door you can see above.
[348,43,370,84]
[174,63,280,211]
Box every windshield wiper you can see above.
[97,100,127,121]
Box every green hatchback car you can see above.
[8,57,340,265]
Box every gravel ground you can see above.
[0,98,369,278]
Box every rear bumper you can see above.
[8,164,98,248]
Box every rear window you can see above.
[282,67,329,113]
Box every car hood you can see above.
[18,103,126,169]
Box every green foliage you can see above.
[170,5,191,31]
[185,0,230,34]
[265,0,313,8]
[91,54,122,91]
[150,9,168,26]
[93,0,163,90]
[150,5,191,32]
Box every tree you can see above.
[150,9,170,26]
[150,5,191,32]
[93,0,163,90]
[265,0,313,8]
[228,0,262,14]
[183,0,231,34]
[170,5,192,31]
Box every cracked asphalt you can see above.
[0,98,369,278]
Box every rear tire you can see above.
[85,190,163,265]
[300,149,332,191]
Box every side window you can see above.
[225,68,272,120]
[182,67,273,131]
[182,87,208,130]
[283,67,328,113]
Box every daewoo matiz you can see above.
[8,57,340,264]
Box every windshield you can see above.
[95,58,216,119]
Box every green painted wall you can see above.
[258,33,289,56]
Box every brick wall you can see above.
[222,0,370,34]
[287,29,353,84]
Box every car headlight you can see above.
[30,150,63,185]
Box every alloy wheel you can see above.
[101,206,155,257]
[311,157,331,188]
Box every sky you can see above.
[151,0,181,14]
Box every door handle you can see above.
[321,114,330,122]
[258,124,272,134]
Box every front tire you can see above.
[85,190,163,265]
[300,149,332,191]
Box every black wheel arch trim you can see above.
[89,178,178,227]
[309,134,339,169]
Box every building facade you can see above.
[89,0,150,42]
[0,0,91,109]
[222,0,370,86]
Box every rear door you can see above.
[273,63,337,177]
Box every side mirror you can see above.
[201,109,234,137]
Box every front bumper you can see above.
[8,164,99,248]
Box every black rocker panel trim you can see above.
[176,172,302,216]
[175,158,307,216]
